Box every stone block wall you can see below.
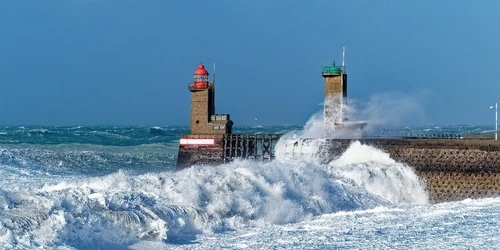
[360,139,500,203]
[176,135,225,170]
[418,171,500,202]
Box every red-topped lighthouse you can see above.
[187,63,232,135]
[177,63,234,170]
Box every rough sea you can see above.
[0,124,499,249]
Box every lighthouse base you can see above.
[329,121,368,139]
[176,135,225,170]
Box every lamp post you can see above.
[491,103,498,140]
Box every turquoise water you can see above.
[0,125,498,249]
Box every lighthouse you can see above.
[177,62,280,170]
[321,49,366,137]
[176,63,236,170]
[321,61,347,131]
[188,63,233,135]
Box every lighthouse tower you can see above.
[188,63,232,135]
[321,61,347,130]
[321,49,366,137]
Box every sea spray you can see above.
[286,91,426,139]
[1,156,388,247]
[281,110,365,139]
[329,141,428,204]
[276,96,429,204]
[356,92,427,131]
[274,138,333,163]
[169,160,381,225]
[275,138,429,204]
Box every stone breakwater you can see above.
[367,139,500,202]
[308,138,500,203]
[177,136,500,203]
[177,135,225,170]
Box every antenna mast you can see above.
[342,46,345,68]
[213,62,216,83]
[341,46,346,122]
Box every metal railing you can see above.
[223,134,281,162]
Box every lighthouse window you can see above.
[213,125,225,130]
[196,120,199,124]
[194,75,208,82]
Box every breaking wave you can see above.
[0,138,428,248]
[274,138,428,204]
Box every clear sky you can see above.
[1,1,499,126]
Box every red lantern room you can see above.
[191,63,209,90]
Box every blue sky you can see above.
[0,1,499,126]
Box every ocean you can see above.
[0,124,499,249]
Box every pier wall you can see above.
[366,139,500,202]
[176,135,225,170]
[291,138,500,202]
[177,134,280,170]
[177,136,500,203]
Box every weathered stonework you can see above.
[322,72,347,129]
[367,139,500,202]
[418,171,500,202]
[176,135,225,170]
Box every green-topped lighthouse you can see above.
[321,61,347,129]
[321,48,366,137]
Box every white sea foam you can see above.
[186,196,500,249]
[274,94,429,204]
[329,141,428,204]
[275,138,428,204]
[0,132,432,249]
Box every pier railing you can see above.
[223,134,281,163]
[222,133,470,163]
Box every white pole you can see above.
[213,62,216,83]
[496,103,498,140]
[341,47,346,122]
[342,46,345,67]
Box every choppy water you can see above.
[0,124,498,249]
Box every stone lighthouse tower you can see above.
[177,63,234,170]
[188,63,233,135]
[321,61,347,130]
[321,49,366,137]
